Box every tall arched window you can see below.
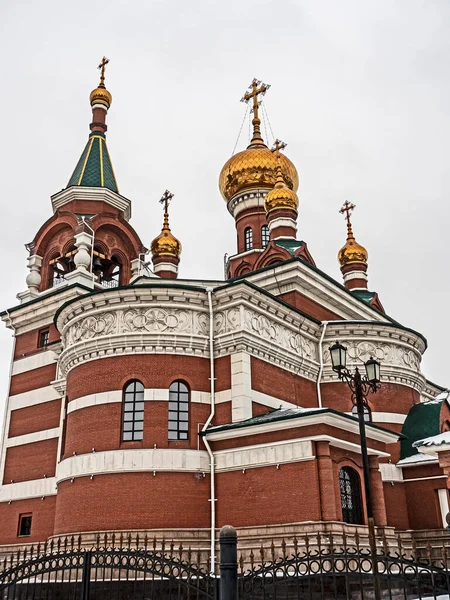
[168,381,189,440]
[261,225,270,248]
[244,227,253,251]
[339,467,363,524]
[122,380,144,441]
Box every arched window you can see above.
[93,248,122,288]
[244,227,253,251]
[339,467,363,524]
[168,381,189,440]
[261,225,270,248]
[122,380,144,441]
[49,246,76,288]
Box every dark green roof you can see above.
[400,399,446,460]
[352,290,376,303]
[275,239,304,256]
[67,132,118,193]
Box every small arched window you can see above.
[261,225,270,248]
[244,227,253,251]
[93,249,122,289]
[168,381,190,441]
[339,467,363,525]
[122,380,144,441]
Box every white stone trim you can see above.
[343,271,368,282]
[369,412,406,425]
[268,217,297,232]
[92,104,107,111]
[51,187,131,221]
[231,352,252,422]
[214,439,313,472]
[153,263,178,274]
[205,410,399,446]
[403,475,448,483]
[251,390,296,410]
[56,449,210,483]
[227,248,264,261]
[9,386,62,410]
[438,489,450,527]
[6,428,60,448]
[379,463,403,482]
[227,190,267,218]
[0,478,57,502]
[12,350,57,375]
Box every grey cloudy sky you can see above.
[0,0,449,415]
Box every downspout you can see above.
[201,287,216,574]
[316,321,329,409]
[0,310,17,480]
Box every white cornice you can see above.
[204,410,399,446]
[227,189,268,218]
[245,260,388,322]
[51,187,132,221]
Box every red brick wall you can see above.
[67,355,230,401]
[9,364,57,396]
[53,473,210,534]
[63,401,211,457]
[8,399,61,438]
[216,461,321,527]
[279,291,342,321]
[0,496,56,545]
[3,439,58,484]
[321,381,419,416]
[383,482,409,529]
[405,479,444,529]
[251,357,317,407]
[14,326,60,360]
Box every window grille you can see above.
[261,225,270,248]
[122,380,144,441]
[339,467,363,524]
[168,381,189,441]
[244,227,253,250]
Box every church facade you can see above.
[0,64,449,558]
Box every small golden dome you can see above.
[151,215,182,259]
[90,85,112,109]
[265,158,299,214]
[338,236,368,267]
[219,145,299,202]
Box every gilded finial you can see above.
[338,201,368,267]
[264,140,299,214]
[90,56,112,108]
[241,79,271,148]
[151,190,181,258]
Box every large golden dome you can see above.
[219,145,299,202]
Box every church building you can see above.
[0,61,449,561]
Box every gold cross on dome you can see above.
[271,139,287,154]
[339,200,355,226]
[98,56,110,86]
[160,190,174,214]
[241,78,270,121]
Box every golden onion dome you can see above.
[151,214,182,259]
[265,158,299,214]
[219,145,299,202]
[338,234,368,267]
[90,85,112,109]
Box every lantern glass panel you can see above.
[365,357,380,383]
[329,342,347,371]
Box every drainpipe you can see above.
[0,310,17,481]
[201,287,216,574]
[316,321,329,409]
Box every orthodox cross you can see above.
[340,200,355,226]
[241,79,270,121]
[271,139,287,154]
[160,190,174,214]
[98,56,110,86]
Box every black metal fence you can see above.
[1,528,450,599]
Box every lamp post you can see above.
[329,341,381,600]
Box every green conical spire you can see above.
[67,132,118,193]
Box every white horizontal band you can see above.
[6,427,60,448]
[12,350,57,375]
[343,270,368,282]
[0,477,57,502]
[268,217,297,232]
[9,385,61,410]
[153,263,178,273]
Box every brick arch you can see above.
[91,216,145,260]
[253,244,291,271]
[234,262,252,277]
[32,214,79,257]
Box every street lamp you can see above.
[329,341,381,600]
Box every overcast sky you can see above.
[0,0,449,417]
